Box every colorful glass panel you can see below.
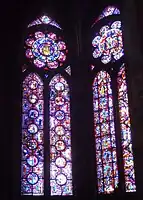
[93,71,119,194]
[28,15,61,29]
[92,21,124,64]
[117,64,136,192]
[25,31,67,69]
[22,64,28,72]
[91,65,95,70]
[49,74,73,195]
[21,73,44,195]
[65,66,71,75]
[96,6,120,23]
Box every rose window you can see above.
[92,21,124,64]
[25,31,67,69]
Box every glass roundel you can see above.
[92,21,124,64]
[25,31,67,69]
[27,172,39,185]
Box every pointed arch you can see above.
[21,73,44,195]
[49,74,73,195]
[95,6,120,23]
[117,64,136,192]
[28,15,61,29]
[92,71,119,194]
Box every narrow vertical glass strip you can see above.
[21,73,44,195]
[49,74,73,195]
[117,64,136,192]
[93,71,119,194]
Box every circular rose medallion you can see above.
[25,31,67,69]
[55,82,64,91]
[92,22,123,64]
[55,110,65,120]
[27,155,38,167]
[28,94,38,104]
[55,140,66,151]
[55,126,65,136]
[27,139,38,150]
[56,174,67,186]
[55,157,66,168]
[55,97,65,106]
[28,80,38,90]
[29,109,39,119]
[28,124,38,134]
[27,172,39,185]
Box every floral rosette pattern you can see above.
[92,21,124,64]
[25,31,67,69]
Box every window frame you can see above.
[20,16,73,196]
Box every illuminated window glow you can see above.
[65,66,71,75]
[28,15,61,29]
[49,74,73,195]
[96,6,120,23]
[117,64,136,192]
[25,31,67,69]
[21,73,44,195]
[92,21,124,64]
[93,71,119,194]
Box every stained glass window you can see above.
[21,73,44,195]
[65,66,71,75]
[93,71,118,194]
[92,21,124,64]
[91,65,95,71]
[28,15,61,29]
[95,6,120,23]
[117,64,136,192]
[92,6,136,195]
[21,12,73,196]
[25,31,67,69]
[49,74,73,195]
